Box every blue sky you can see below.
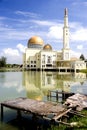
[0,0,87,64]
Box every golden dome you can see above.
[43,44,52,50]
[28,36,44,45]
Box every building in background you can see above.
[23,8,86,72]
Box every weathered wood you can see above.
[1,96,86,126]
[69,110,87,117]
[47,90,74,102]
[64,93,87,111]
[52,108,72,120]
[0,97,68,122]
[56,120,71,126]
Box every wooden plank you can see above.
[52,108,72,120]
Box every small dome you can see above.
[43,44,52,50]
[28,36,44,48]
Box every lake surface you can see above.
[0,71,87,129]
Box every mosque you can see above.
[23,8,86,72]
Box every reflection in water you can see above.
[0,117,53,130]
[0,71,87,130]
[23,71,87,100]
[0,72,26,102]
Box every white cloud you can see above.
[77,45,83,50]
[71,27,87,42]
[0,43,27,64]
[47,25,63,40]
[72,1,87,6]
[31,20,58,26]
[3,82,24,93]
[17,44,26,53]
[0,25,29,41]
[4,31,30,40]
[70,22,81,29]
[15,11,40,18]
[0,47,22,64]
[70,50,81,58]
[3,48,19,56]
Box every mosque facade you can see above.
[23,8,86,72]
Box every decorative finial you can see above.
[65,8,68,16]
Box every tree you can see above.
[79,54,85,60]
[0,56,7,67]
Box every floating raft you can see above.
[1,97,71,123]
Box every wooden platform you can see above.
[47,90,74,102]
[0,97,71,123]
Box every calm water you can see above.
[0,71,87,129]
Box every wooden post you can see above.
[48,91,51,101]
[49,91,51,97]
[17,110,21,119]
[1,104,3,122]
[47,91,51,101]
[62,90,64,100]
[56,91,58,101]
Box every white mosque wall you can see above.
[71,60,86,70]
[40,51,57,69]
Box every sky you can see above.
[0,0,87,64]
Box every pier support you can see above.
[17,110,22,119]
[1,104,3,122]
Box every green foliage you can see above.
[0,56,7,67]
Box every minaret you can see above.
[62,8,70,60]
[63,8,69,49]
